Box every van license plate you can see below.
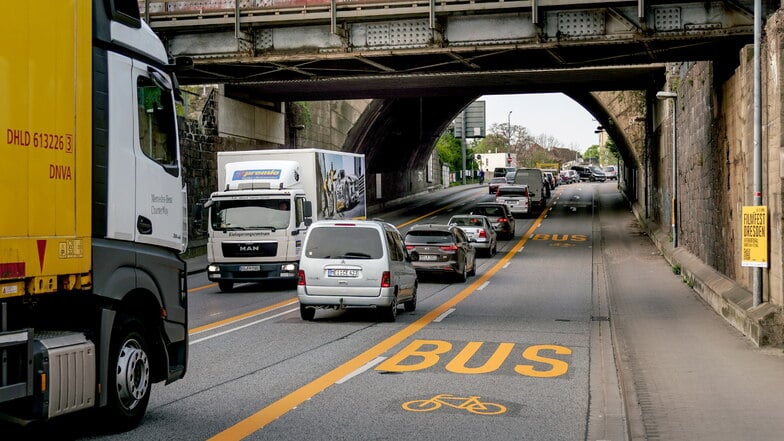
[328,269,358,277]
[239,265,260,272]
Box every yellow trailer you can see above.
[0,0,188,430]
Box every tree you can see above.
[436,132,469,172]
[583,144,600,161]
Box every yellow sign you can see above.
[741,206,768,268]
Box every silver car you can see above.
[297,220,418,321]
[447,215,497,257]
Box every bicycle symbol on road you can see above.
[402,394,507,415]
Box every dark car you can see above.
[488,176,507,194]
[404,224,477,282]
[470,202,516,240]
[571,165,606,182]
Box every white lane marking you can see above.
[337,356,387,384]
[477,281,490,290]
[434,308,456,322]
[190,308,298,344]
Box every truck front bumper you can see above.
[207,262,299,283]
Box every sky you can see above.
[479,93,599,153]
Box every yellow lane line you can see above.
[189,283,217,293]
[189,299,299,335]
[208,205,552,441]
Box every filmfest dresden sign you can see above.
[741,206,768,268]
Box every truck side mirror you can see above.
[303,200,313,219]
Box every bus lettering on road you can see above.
[376,339,572,378]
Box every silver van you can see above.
[297,220,418,321]
[513,168,548,210]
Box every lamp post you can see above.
[507,110,513,152]
[657,90,678,248]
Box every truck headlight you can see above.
[208,265,220,273]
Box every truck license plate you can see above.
[328,269,358,277]
[239,265,260,272]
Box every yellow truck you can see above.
[0,0,188,429]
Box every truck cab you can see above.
[205,160,313,291]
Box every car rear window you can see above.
[497,188,527,197]
[474,206,501,216]
[305,227,383,259]
[405,231,452,245]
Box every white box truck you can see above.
[205,149,366,291]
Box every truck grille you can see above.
[222,242,278,257]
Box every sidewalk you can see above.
[599,188,784,440]
[628,202,783,347]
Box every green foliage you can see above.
[472,134,508,154]
[583,144,600,160]
[436,132,473,172]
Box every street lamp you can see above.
[507,110,513,151]
[657,90,678,248]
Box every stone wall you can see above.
[594,9,784,307]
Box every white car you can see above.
[447,215,497,257]
[495,185,532,217]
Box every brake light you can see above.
[498,217,508,223]
[439,245,458,251]
[405,245,415,250]
[381,271,391,288]
[298,270,306,286]
[479,229,487,238]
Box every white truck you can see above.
[1,0,187,429]
[205,149,366,291]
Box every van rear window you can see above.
[305,227,383,259]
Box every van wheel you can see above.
[403,284,418,312]
[300,304,315,321]
[218,281,233,292]
[382,296,398,322]
[102,314,151,432]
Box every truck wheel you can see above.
[218,281,233,292]
[104,315,151,432]
[300,304,315,321]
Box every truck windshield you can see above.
[211,199,291,231]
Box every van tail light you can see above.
[381,271,391,288]
[478,230,487,239]
[439,245,458,252]
[298,270,306,286]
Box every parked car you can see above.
[589,165,607,182]
[495,184,532,217]
[404,224,477,282]
[447,214,497,257]
[565,169,580,183]
[488,176,507,194]
[603,165,618,180]
[470,202,516,240]
[297,219,418,321]
[558,170,572,184]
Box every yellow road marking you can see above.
[189,299,298,335]
[207,204,552,440]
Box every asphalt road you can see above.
[8,182,784,441]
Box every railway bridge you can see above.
[140,0,784,344]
